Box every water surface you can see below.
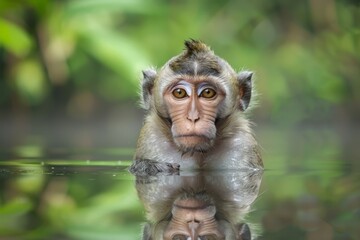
[0,136,359,239]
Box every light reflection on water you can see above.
[0,147,359,239]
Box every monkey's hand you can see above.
[129,159,180,176]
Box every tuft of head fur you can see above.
[169,39,222,76]
[184,39,212,56]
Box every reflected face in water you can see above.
[163,198,224,240]
[136,171,262,239]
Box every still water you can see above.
[0,133,359,240]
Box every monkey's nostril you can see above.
[187,112,200,122]
[187,116,200,122]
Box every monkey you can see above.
[135,170,263,239]
[130,39,262,174]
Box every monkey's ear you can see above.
[141,69,157,110]
[142,223,152,240]
[237,71,253,111]
[236,223,251,240]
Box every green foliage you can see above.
[0,0,358,123]
[0,18,33,56]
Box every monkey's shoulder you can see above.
[204,134,262,170]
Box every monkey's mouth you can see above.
[174,134,209,139]
[174,134,212,143]
[174,198,211,209]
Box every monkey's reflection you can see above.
[135,170,262,240]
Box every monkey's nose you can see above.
[187,109,200,122]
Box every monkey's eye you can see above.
[172,234,187,240]
[172,88,188,99]
[200,88,216,98]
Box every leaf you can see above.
[0,18,33,56]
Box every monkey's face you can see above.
[141,40,253,155]
[163,76,225,153]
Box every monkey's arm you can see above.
[130,114,181,175]
[129,159,180,176]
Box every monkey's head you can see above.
[141,40,253,153]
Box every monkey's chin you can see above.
[174,135,213,153]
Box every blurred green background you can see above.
[0,0,359,239]
[1,0,358,142]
